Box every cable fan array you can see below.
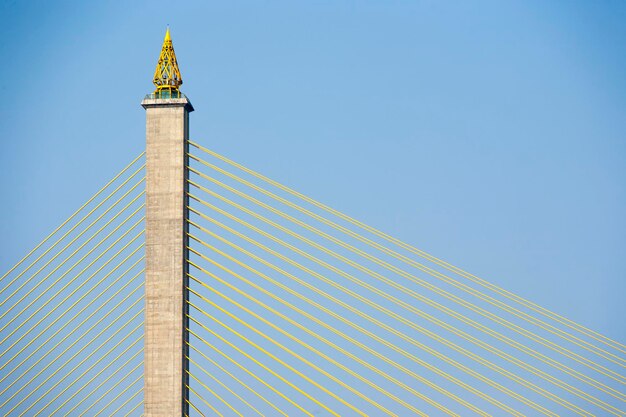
[0,154,146,416]
[186,140,626,417]
[1,140,624,416]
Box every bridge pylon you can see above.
[141,27,193,417]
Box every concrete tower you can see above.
[142,28,193,416]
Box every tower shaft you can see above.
[142,96,193,416]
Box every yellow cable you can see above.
[0,188,143,333]
[0,187,143,336]
[77,360,144,417]
[0,244,143,371]
[187,370,242,417]
[187,398,206,417]
[188,316,317,417]
[188,202,626,406]
[187,356,264,416]
[188,250,513,417]
[46,335,143,416]
[0,166,144,301]
[187,280,433,417]
[0,252,143,377]
[190,266,591,417]
[189,140,626,356]
[0,218,144,352]
[18,316,144,417]
[185,385,224,417]
[122,397,143,417]
[63,348,143,416]
[105,386,142,417]
[188,170,626,375]
[187,208,562,416]
[188,189,626,388]
[1,229,142,357]
[189,262,604,417]
[93,375,142,417]
[189,308,346,416]
[0,273,143,399]
[189,285,405,417]
[0,153,143,286]
[187,158,626,369]
[188,384,224,417]
[0,185,144,325]
[187,209,623,414]
[1,296,143,411]
[187,341,288,417]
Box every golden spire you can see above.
[153,27,183,96]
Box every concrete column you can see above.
[142,96,193,416]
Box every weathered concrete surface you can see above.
[142,96,193,417]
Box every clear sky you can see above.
[1,0,624,346]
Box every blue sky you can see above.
[1,0,624,354]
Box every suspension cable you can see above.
[188,319,315,417]
[122,396,144,417]
[187,370,243,417]
[43,335,143,416]
[189,264,603,417]
[189,285,405,417]
[187,207,624,412]
[0,273,143,399]
[191,251,595,416]
[64,348,143,416]
[187,188,626,388]
[0,252,143,377]
[189,140,626,356]
[188,383,224,417]
[186,398,205,417]
[0,184,144,322]
[93,375,143,417]
[16,316,143,417]
[0,219,144,352]
[189,307,347,416]
[187,170,626,374]
[0,295,143,411]
[0,166,144,300]
[188,278,437,417]
[187,162,626,368]
[187,355,264,416]
[1,241,143,367]
[187,206,590,415]
[76,360,143,417]
[187,341,288,417]
[188,249,521,417]
[0,152,143,285]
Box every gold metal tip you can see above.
[153,26,182,94]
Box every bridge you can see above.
[1,28,625,417]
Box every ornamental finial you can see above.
[152,27,183,96]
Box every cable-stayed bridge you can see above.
[1,29,625,417]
